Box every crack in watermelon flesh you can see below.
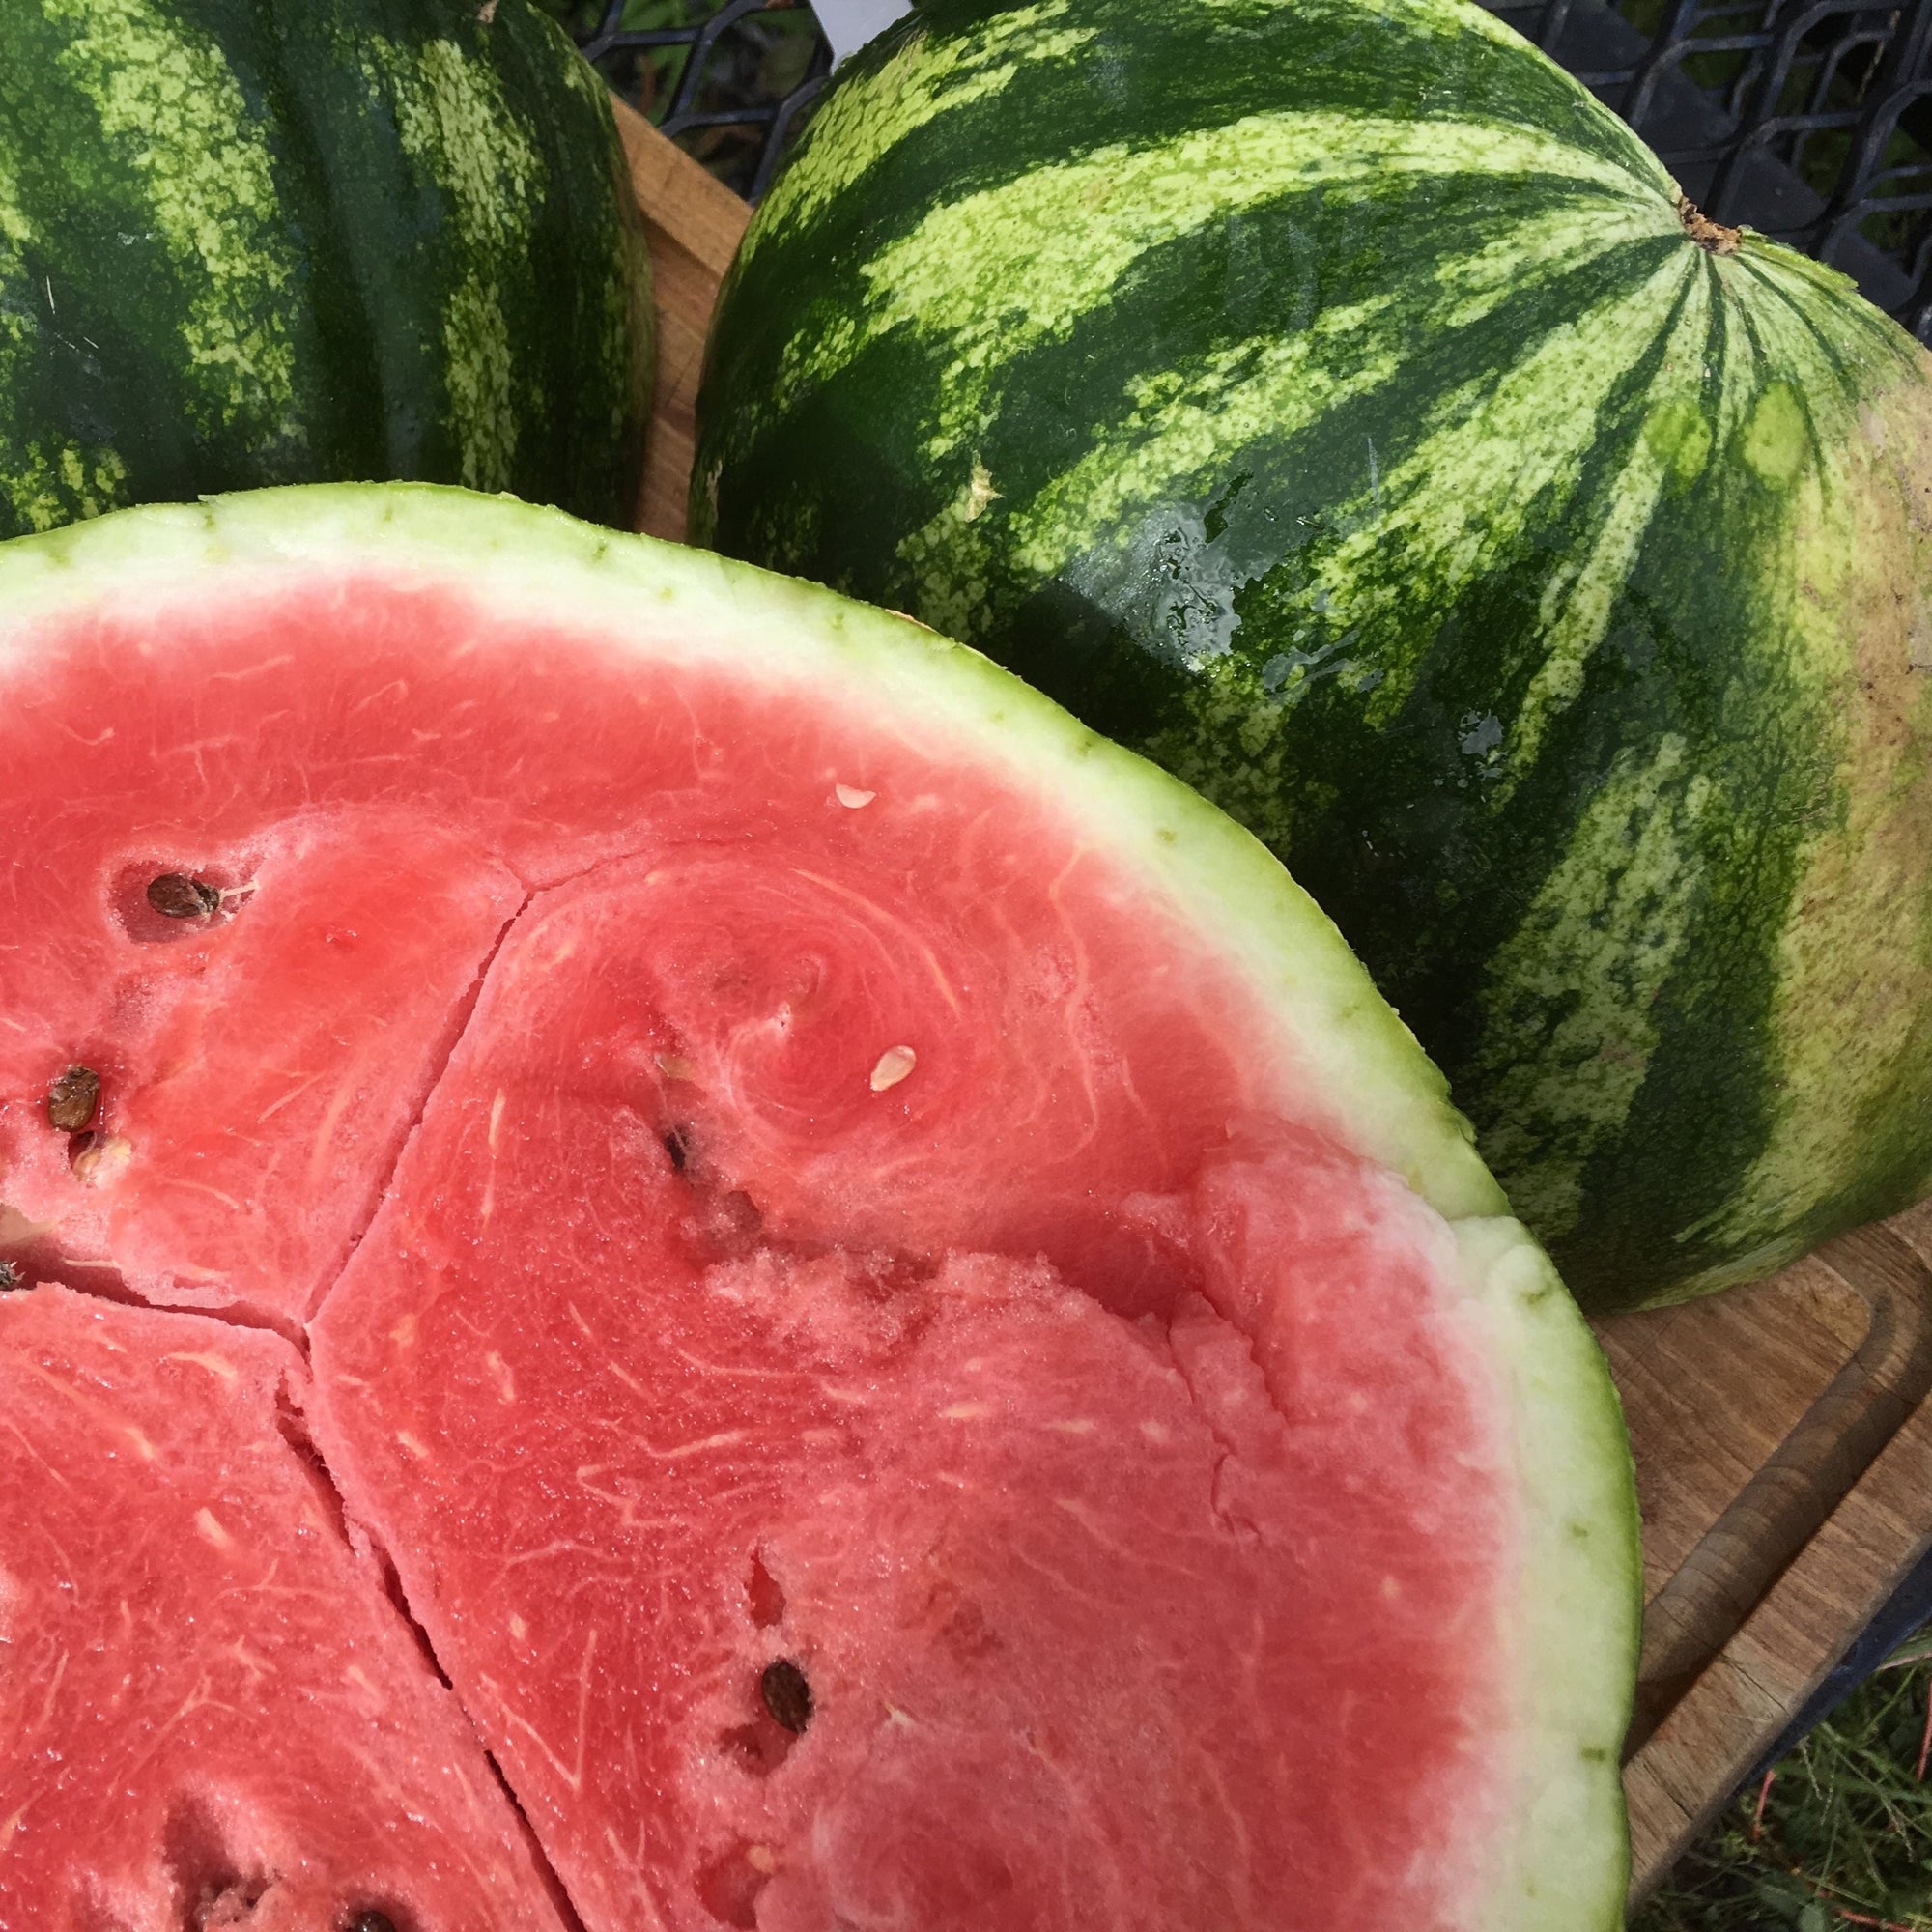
[0,497,1627,1932]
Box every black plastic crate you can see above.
[571,0,1932,340]
[1493,0,1932,340]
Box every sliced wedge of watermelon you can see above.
[0,487,1636,1931]
[0,1286,572,1930]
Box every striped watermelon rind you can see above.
[692,0,1932,1314]
[0,0,652,534]
[1,481,1638,1927]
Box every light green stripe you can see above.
[1108,247,1698,858]
[1005,195,1672,592]
[0,142,129,533]
[1682,294,1932,1276]
[364,35,543,494]
[747,0,1096,264]
[775,110,1669,455]
[1473,734,1714,1239]
[1327,247,1696,726]
[1499,268,1716,784]
[45,0,299,445]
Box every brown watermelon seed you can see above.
[47,1066,99,1132]
[664,1126,690,1173]
[760,1658,813,1734]
[146,873,221,919]
[0,1261,20,1291]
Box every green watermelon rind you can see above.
[689,0,1932,1316]
[0,482,1639,1929]
[0,0,653,535]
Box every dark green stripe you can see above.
[0,0,647,537]
[752,0,1662,287]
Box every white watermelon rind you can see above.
[0,483,1639,1930]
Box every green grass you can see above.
[1636,1628,1932,1931]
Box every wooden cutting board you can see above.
[612,99,751,543]
[611,102,1932,1910]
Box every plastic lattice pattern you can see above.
[570,0,1932,329]
[570,0,832,203]
[1488,0,1932,339]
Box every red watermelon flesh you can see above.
[0,814,524,1331]
[0,1285,570,1931]
[307,853,1514,1932]
[0,489,1636,1932]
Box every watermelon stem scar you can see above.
[0,486,1640,1932]
[1675,193,1742,255]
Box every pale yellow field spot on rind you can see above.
[1472,734,1712,1240]
[367,35,542,491]
[43,0,299,446]
[1742,381,1810,484]
[774,110,1666,451]
[1681,312,1932,1282]
[745,0,1095,261]
[870,1044,918,1091]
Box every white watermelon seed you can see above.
[71,1134,132,1189]
[747,1846,778,1875]
[870,1045,917,1092]
[836,784,876,808]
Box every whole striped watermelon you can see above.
[0,0,651,534]
[692,0,1932,1313]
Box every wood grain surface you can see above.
[612,100,751,543]
[611,107,1932,1914]
[1619,1215,1932,1901]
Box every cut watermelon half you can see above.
[0,486,1636,1932]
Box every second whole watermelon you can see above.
[0,0,652,534]
[693,0,1932,1313]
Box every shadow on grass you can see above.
[1638,1627,1932,1931]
